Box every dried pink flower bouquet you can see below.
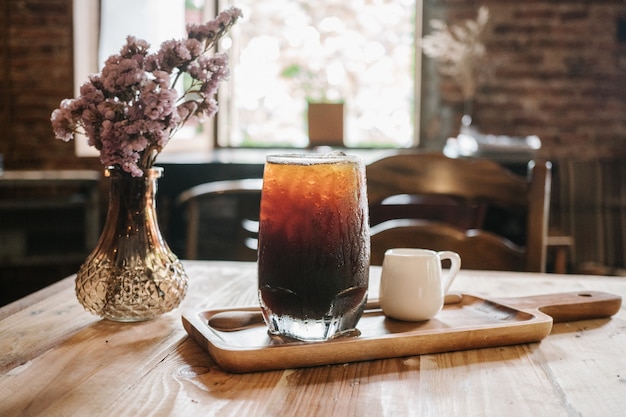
[51,7,242,177]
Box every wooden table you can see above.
[1,261,625,416]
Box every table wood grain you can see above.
[1,261,625,416]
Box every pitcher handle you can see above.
[437,251,461,293]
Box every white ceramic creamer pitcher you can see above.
[379,248,461,321]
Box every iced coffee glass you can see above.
[258,153,370,341]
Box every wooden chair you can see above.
[176,178,263,261]
[367,153,552,272]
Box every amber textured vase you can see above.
[75,166,188,321]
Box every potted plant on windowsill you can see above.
[281,63,345,148]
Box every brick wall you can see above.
[0,0,99,171]
[421,0,626,159]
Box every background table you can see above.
[1,261,625,416]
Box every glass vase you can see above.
[75,166,188,322]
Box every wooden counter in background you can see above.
[0,170,100,304]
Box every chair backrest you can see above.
[176,178,263,261]
[367,153,552,272]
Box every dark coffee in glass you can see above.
[257,153,370,341]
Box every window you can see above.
[73,0,420,154]
[73,0,213,157]
[220,0,419,148]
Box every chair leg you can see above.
[186,202,199,260]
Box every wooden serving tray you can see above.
[182,291,621,373]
